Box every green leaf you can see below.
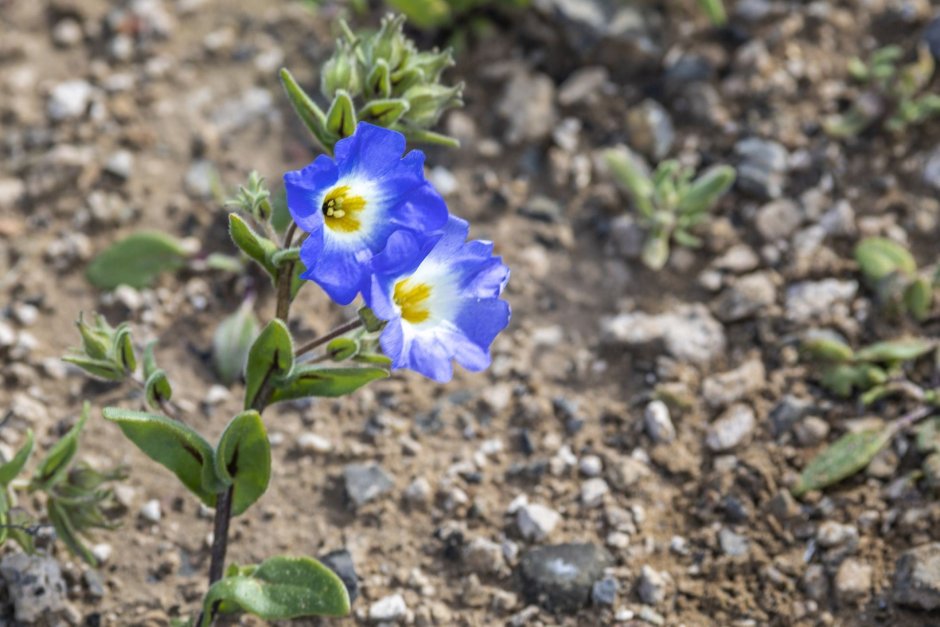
[5,508,35,554]
[144,369,173,410]
[142,341,159,379]
[326,338,359,362]
[641,233,670,270]
[215,411,271,517]
[244,320,294,410]
[279,68,337,152]
[86,231,191,289]
[103,407,220,506]
[0,430,33,487]
[697,0,727,24]
[819,363,886,397]
[325,90,357,139]
[854,237,917,285]
[32,403,89,489]
[228,214,278,278]
[395,126,460,148]
[48,499,96,565]
[855,339,934,364]
[792,427,894,496]
[111,323,136,373]
[677,165,735,213]
[904,277,933,321]
[359,98,410,127]
[201,556,350,624]
[366,58,392,98]
[270,367,387,404]
[604,149,654,216]
[62,354,125,381]
[802,333,855,362]
[213,301,260,385]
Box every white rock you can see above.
[0,178,25,210]
[785,279,858,323]
[581,478,609,508]
[91,543,113,564]
[637,565,670,605]
[404,477,432,508]
[48,80,93,120]
[517,503,560,541]
[368,593,407,623]
[579,455,603,477]
[706,404,756,452]
[702,359,765,408]
[816,521,858,548]
[644,400,676,443]
[105,150,134,180]
[140,499,162,523]
[601,304,726,365]
[428,166,458,196]
[204,385,230,405]
[297,433,332,454]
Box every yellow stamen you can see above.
[321,185,367,233]
[394,278,432,324]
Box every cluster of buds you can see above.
[280,14,464,152]
[64,313,136,382]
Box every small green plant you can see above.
[697,0,727,25]
[387,0,529,30]
[795,333,939,495]
[854,236,937,321]
[0,404,126,565]
[824,44,940,138]
[604,149,736,270]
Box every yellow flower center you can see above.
[393,278,432,324]
[321,185,367,233]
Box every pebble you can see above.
[297,432,333,455]
[518,543,613,612]
[11,393,49,424]
[925,146,940,191]
[755,199,803,242]
[712,244,760,273]
[48,80,93,121]
[735,137,789,199]
[784,279,858,323]
[404,477,432,508]
[580,478,609,508]
[893,543,940,610]
[606,457,650,491]
[625,99,674,160]
[802,564,829,601]
[0,178,25,209]
[498,69,557,144]
[184,160,216,198]
[343,463,394,507]
[12,303,39,326]
[793,416,830,447]
[601,303,726,365]
[558,66,609,106]
[706,404,756,452]
[211,88,274,134]
[203,384,230,405]
[718,528,750,556]
[463,537,505,575]
[702,359,765,408]
[91,543,113,564]
[517,502,561,541]
[816,521,858,548]
[637,565,670,605]
[140,499,162,523]
[644,400,676,443]
[0,554,68,622]
[714,272,777,322]
[52,19,84,47]
[579,455,603,477]
[834,558,871,604]
[319,549,359,602]
[428,166,458,196]
[591,576,619,606]
[105,150,134,180]
[369,593,407,623]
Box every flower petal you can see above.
[303,243,365,305]
[284,155,338,233]
[334,123,408,179]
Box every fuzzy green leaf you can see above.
[201,555,350,624]
[48,499,96,565]
[215,412,271,517]
[62,355,126,381]
[270,367,387,404]
[359,98,410,127]
[904,277,933,321]
[103,407,220,506]
[86,231,190,289]
[279,68,337,152]
[325,90,357,139]
[854,237,917,285]
[678,165,735,213]
[326,338,359,362]
[144,369,173,410]
[0,430,33,487]
[228,214,278,278]
[32,404,89,489]
[792,427,894,496]
[244,320,294,410]
[802,334,855,362]
[855,339,934,364]
[213,301,260,385]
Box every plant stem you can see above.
[207,487,234,583]
[275,221,299,321]
[294,319,363,358]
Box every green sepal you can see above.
[270,367,387,403]
[31,403,89,490]
[270,248,300,267]
[200,556,350,624]
[86,231,191,289]
[366,58,392,99]
[215,411,271,517]
[213,300,261,385]
[0,430,34,487]
[290,260,307,300]
[352,353,393,367]
[801,334,855,362]
[395,126,460,148]
[244,320,295,410]
[111,323,136,374]
[48,498,97,565]
[326,338,359,362]
[77,313,111,360]
[142,341,159,379]
[102,407,221,506]
[325,90,357,139]
[229,214,279,278]
[279,68,337,153]
[357,306,386,333]
[144,369,173,410]
[62,355,126,381]
[819,363,886,397]
[359,98,410,127]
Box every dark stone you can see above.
[924,16,940,61]
[769,395,813,436]
[591,576,619,606]
[342,463,394,507]
[518,543,614,612]
[893,543,940,610]
[319,549,359,603]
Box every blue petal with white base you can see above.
[366,216,511,382]
[284,123,448,305]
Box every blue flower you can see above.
[366,216,511,382]
[284,122,449,305]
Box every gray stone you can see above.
[816,521,858,548]
[580,478,609,508]
[626,99,674,160]
[735,137,788,199]
[0,178,25,210]
[211,88,274,134]
[835,558,871,604]
[794,416,830,447]
[606,456,650,491]
[558,66,610,106]
[706,404,756,452]
[343,463,394,507]
[803,563,829,601]
[894,543,940,610]
[368,593,407,623]
[770,395,814,436]
[0,553,68,623]
[184,160,216,198]
[498,69,557,145]
[463,537,505,575]
[925,147,940,191]
[601,303,726,365]
[104,150,134,180]
[785,279,858,323]
[702,359,765,408]
[140,499,162,523]
[519,543,614,612]
[711,244,760,273]
[591,576,618,606]
[718,528,749,556]
[517,503,561,541]
[714,272,776,321]
[47,80,93,121]
[319,549,359,602]
[644,400,676,443]
[637,565,670,605]
[755,199,802,242]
